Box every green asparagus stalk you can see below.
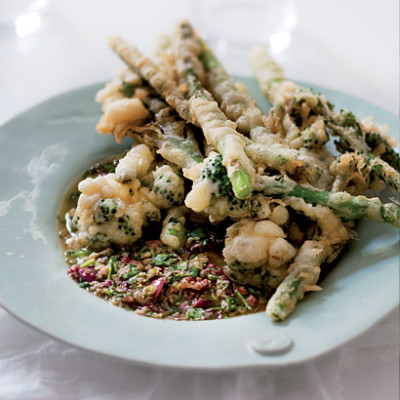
[173,22,255,199]
[266,240,325,321]
[254,174,400,227]
[266,196,354,321]
[108,37,192,123]
[249,45,285,102]
[250,46,333,120]
[199,38,265,135]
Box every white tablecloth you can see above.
[1,1,399,399]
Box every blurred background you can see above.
[0,1,398,399]
[0,0,398,126]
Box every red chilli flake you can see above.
[225,284,233,295]
[194,279,210,292]
[237,286,248,296]
[99,280,113,288]
[152,278,165,299]
[190,243,204,252]
[147,240,162,246]
[123,295,135,303]
[67,265,80,280]
[121,253,134,264]
[246,295,257,307]
[192,298,211,308]
[78,267,97,282]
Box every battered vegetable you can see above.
[60,20,399,322]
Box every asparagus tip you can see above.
[231,170,253,199]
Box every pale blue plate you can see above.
[0,78,398,370]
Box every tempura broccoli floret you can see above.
[200,154,233,199]
[151,165,185,208]
[93,198,121,224]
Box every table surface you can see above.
[0,0,398,399]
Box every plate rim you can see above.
[0,80,398,370]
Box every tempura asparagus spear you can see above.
[184,72,256,199]
[250,45,285,102]
[266,240,325,321]
[254,174,400,227]
[109,37,192,123]
[110,80,203,170]
[172,22,255,199]
[250,46,333,119]
[134,86,204,169]
[266,197,354,321]
[199,38,266,135]
[173,22,321,185]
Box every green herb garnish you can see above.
[80,259,95,268]
[65,249,92,258]
[236,290,251,310]
[185,307,205,320]
[107,256,118,279]
[151,253,177,266]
